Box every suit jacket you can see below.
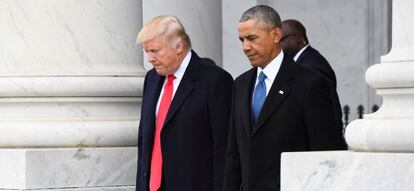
[136,51,233,191]
[223,55,347,191]
[296,46,346,144]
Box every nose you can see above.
[242,41,252,52]
[147,53,156,63]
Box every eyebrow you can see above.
[240,35,256,39]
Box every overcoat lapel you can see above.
[252,57,295,137]
[162,51,198,129]
[240,68,256,136]
[148,74,166,115]
[145,73,165,147]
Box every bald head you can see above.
[280,19,309,56]
[283,19,308,44]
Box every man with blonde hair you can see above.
[136,16,233,191]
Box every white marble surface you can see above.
[0,76,143,97]
[366,0,414,89]
[0,96,139,147]
[0,0,143,147]
[346,118,414,151]
[366,61,414,89]
[0,0,143,75]
[0,1,141,189]
[1,187,136,191]
[345,0,414,152]
[0,120,138,147]
[281,151,414,191]
[0,80,141,147]
[364,0,414,88]
[142,0,222,68]
[0,148,137,189]
[0,97,140,119]
[5,187,136,191]
[382,0,414,62]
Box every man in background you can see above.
[281,19,346,142]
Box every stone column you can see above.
[345,0,414,151]
[281,1,414,190]
[0,0,143,190]
[222,0,258,77]
[142,0,222,67]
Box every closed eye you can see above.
[240,35,257,43]
[147,49,159,54]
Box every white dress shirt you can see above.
[254,50,284,97]
[293,44,310,62]
[155,51,192,115]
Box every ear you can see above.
[297,35,305,46]
[273,28,283,43]
[175,41,184,55]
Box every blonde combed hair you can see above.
[137,16,191,51]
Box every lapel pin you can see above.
[279,90,284,95]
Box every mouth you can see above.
[153,66,166,75]
[153,65,163,71]
[152,63,161,68]
[246,54,257,60]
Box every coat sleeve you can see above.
[208,70,234,191]
[136,73,149,191]
[304,76,347,150]
[223,83,242,191]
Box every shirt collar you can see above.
[293,44,310,62]
[257,50,284,84]
[173,50,191,80]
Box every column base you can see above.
[281,151,414,191]
[1,186,135,191]
[0,147,137,190]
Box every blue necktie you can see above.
[252,71,267,123]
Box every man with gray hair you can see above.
[136,16,233,191]
[223,5,346,191]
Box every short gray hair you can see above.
[239,5,281,29]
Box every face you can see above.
[143,37,183,75]
[280,23,301,56]
[238,19,282,68]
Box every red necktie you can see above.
[150,75,175,191]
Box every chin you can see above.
[155,69,167,76]
[249,61,261,68]
[253,62,270,69]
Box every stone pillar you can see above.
[0,0,143,190]
[142,0,222,67]
[281,1,414,190]
[222,0,258,77]
[345,0,414,152]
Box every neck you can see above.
[177,50,189,64]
